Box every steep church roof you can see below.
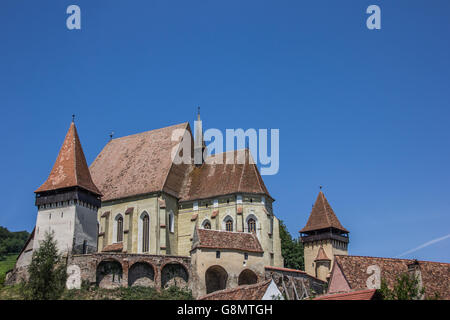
[300,191,348,233]
[35,122,101,195]
[90,122,191,201]
[90,122,272,202]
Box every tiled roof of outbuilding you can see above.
[102,243,123,252]
[35,122,101,195]
[314,289,377,300]
[300,191,348,233]
[198,280,272,300]
[192,228,264,253]
[334,255,450,300]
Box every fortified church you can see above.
[8,113,449,300]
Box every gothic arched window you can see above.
[142,214,149,252]
[248,218,256,233]
[204,221,211,229]
[117,216,123,242]
[226,219,233,232]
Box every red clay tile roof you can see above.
[334,255,450,299]
[314,289,377,300]
[178,149,272,202]
[264,266,307,275]
[102,243,123,252]
[35,122,101,195]
[315,246,331,261]
[198,280,272,300]
[192,228,264,253]
[300,191,348,233]
[90,122,191,201]
[90,123,272,203]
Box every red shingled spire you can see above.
[35,121,101,196]
[300,191,348,233]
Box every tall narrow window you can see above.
[226,219,233,232]
[248,218,256,233]
[117,216,123,242]
[169,211,174,233]
[143,214,149,252]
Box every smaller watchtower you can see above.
[33,119,102,256]
[300,190,349,281]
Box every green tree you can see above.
[379,273,425,300]
[279,220,304,270]
[24,231,67,300]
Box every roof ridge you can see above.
[110,122,189,142]
[336,254,450,265]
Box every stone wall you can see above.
[66,253,192,291]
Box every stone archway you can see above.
[238,269,258,286]
[96,259,123,289]
[161,263,189,289]
[205,265,228,294]
[128,262,155,287]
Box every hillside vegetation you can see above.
[0,226,29,260]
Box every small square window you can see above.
[216,251,221,259]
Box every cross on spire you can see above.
[72,114,75,123]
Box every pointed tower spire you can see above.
[35,122,101,196]
[300,191,348,233]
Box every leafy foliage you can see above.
[279,219,304,270]
[379,273,425,300]
[23,231,67,300]
[0,226,30,260]
[0,254,19,288]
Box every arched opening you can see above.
[117,216,123,242]
[139,211,150,253]
[205,265,228,294]
[238,269,258,286]
[222,216,233,232]
[128,262,155,287]
[201,219,211,229]
[161,263,189,289]
[247,218,256,233]
[96,260,123,289]
[168,211,174,233]
[113,214,123,243]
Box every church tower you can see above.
[33,119,102,256]
[300,190,349,282]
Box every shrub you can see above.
[23,231,67,300]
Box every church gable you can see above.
[179,149,272,202]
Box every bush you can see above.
[23,231,67,300]
[379,273,425,300]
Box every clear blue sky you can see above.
[1,1,449,262]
